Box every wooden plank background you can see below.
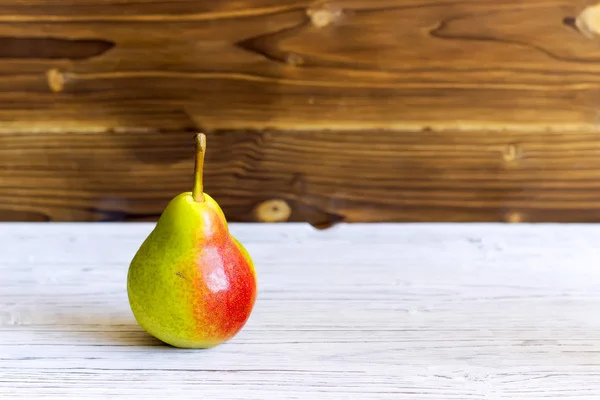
[2,0,600,224]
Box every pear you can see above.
[127,133,257,348]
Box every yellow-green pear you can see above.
[127,134,257,348]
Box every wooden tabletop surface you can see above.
[2,223,600,399]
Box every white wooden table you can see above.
[2,223,600,399]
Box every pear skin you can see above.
[126,134,257,348]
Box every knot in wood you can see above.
[46,68,65,93]
[502,144,520,163]
[307,5,342,28]
[505,212,523,223]
[576,4,600,38]
[254,199,292,222]
[286,53,304,66]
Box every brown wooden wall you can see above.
[3,0,600,225]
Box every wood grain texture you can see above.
[4,0,600,223]
[6,129,600,224]
[2,223,600,399]
[0,0,598,132]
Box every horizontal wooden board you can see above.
[0,0,599,132]
[4,129,600,224]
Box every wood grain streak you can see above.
[0,0,597,131]
[4,130,600,223]
[0,37,114,60]
[2,223,600,399]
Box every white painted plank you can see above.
[2,223,600,399]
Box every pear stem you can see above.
[192,133,206,203]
